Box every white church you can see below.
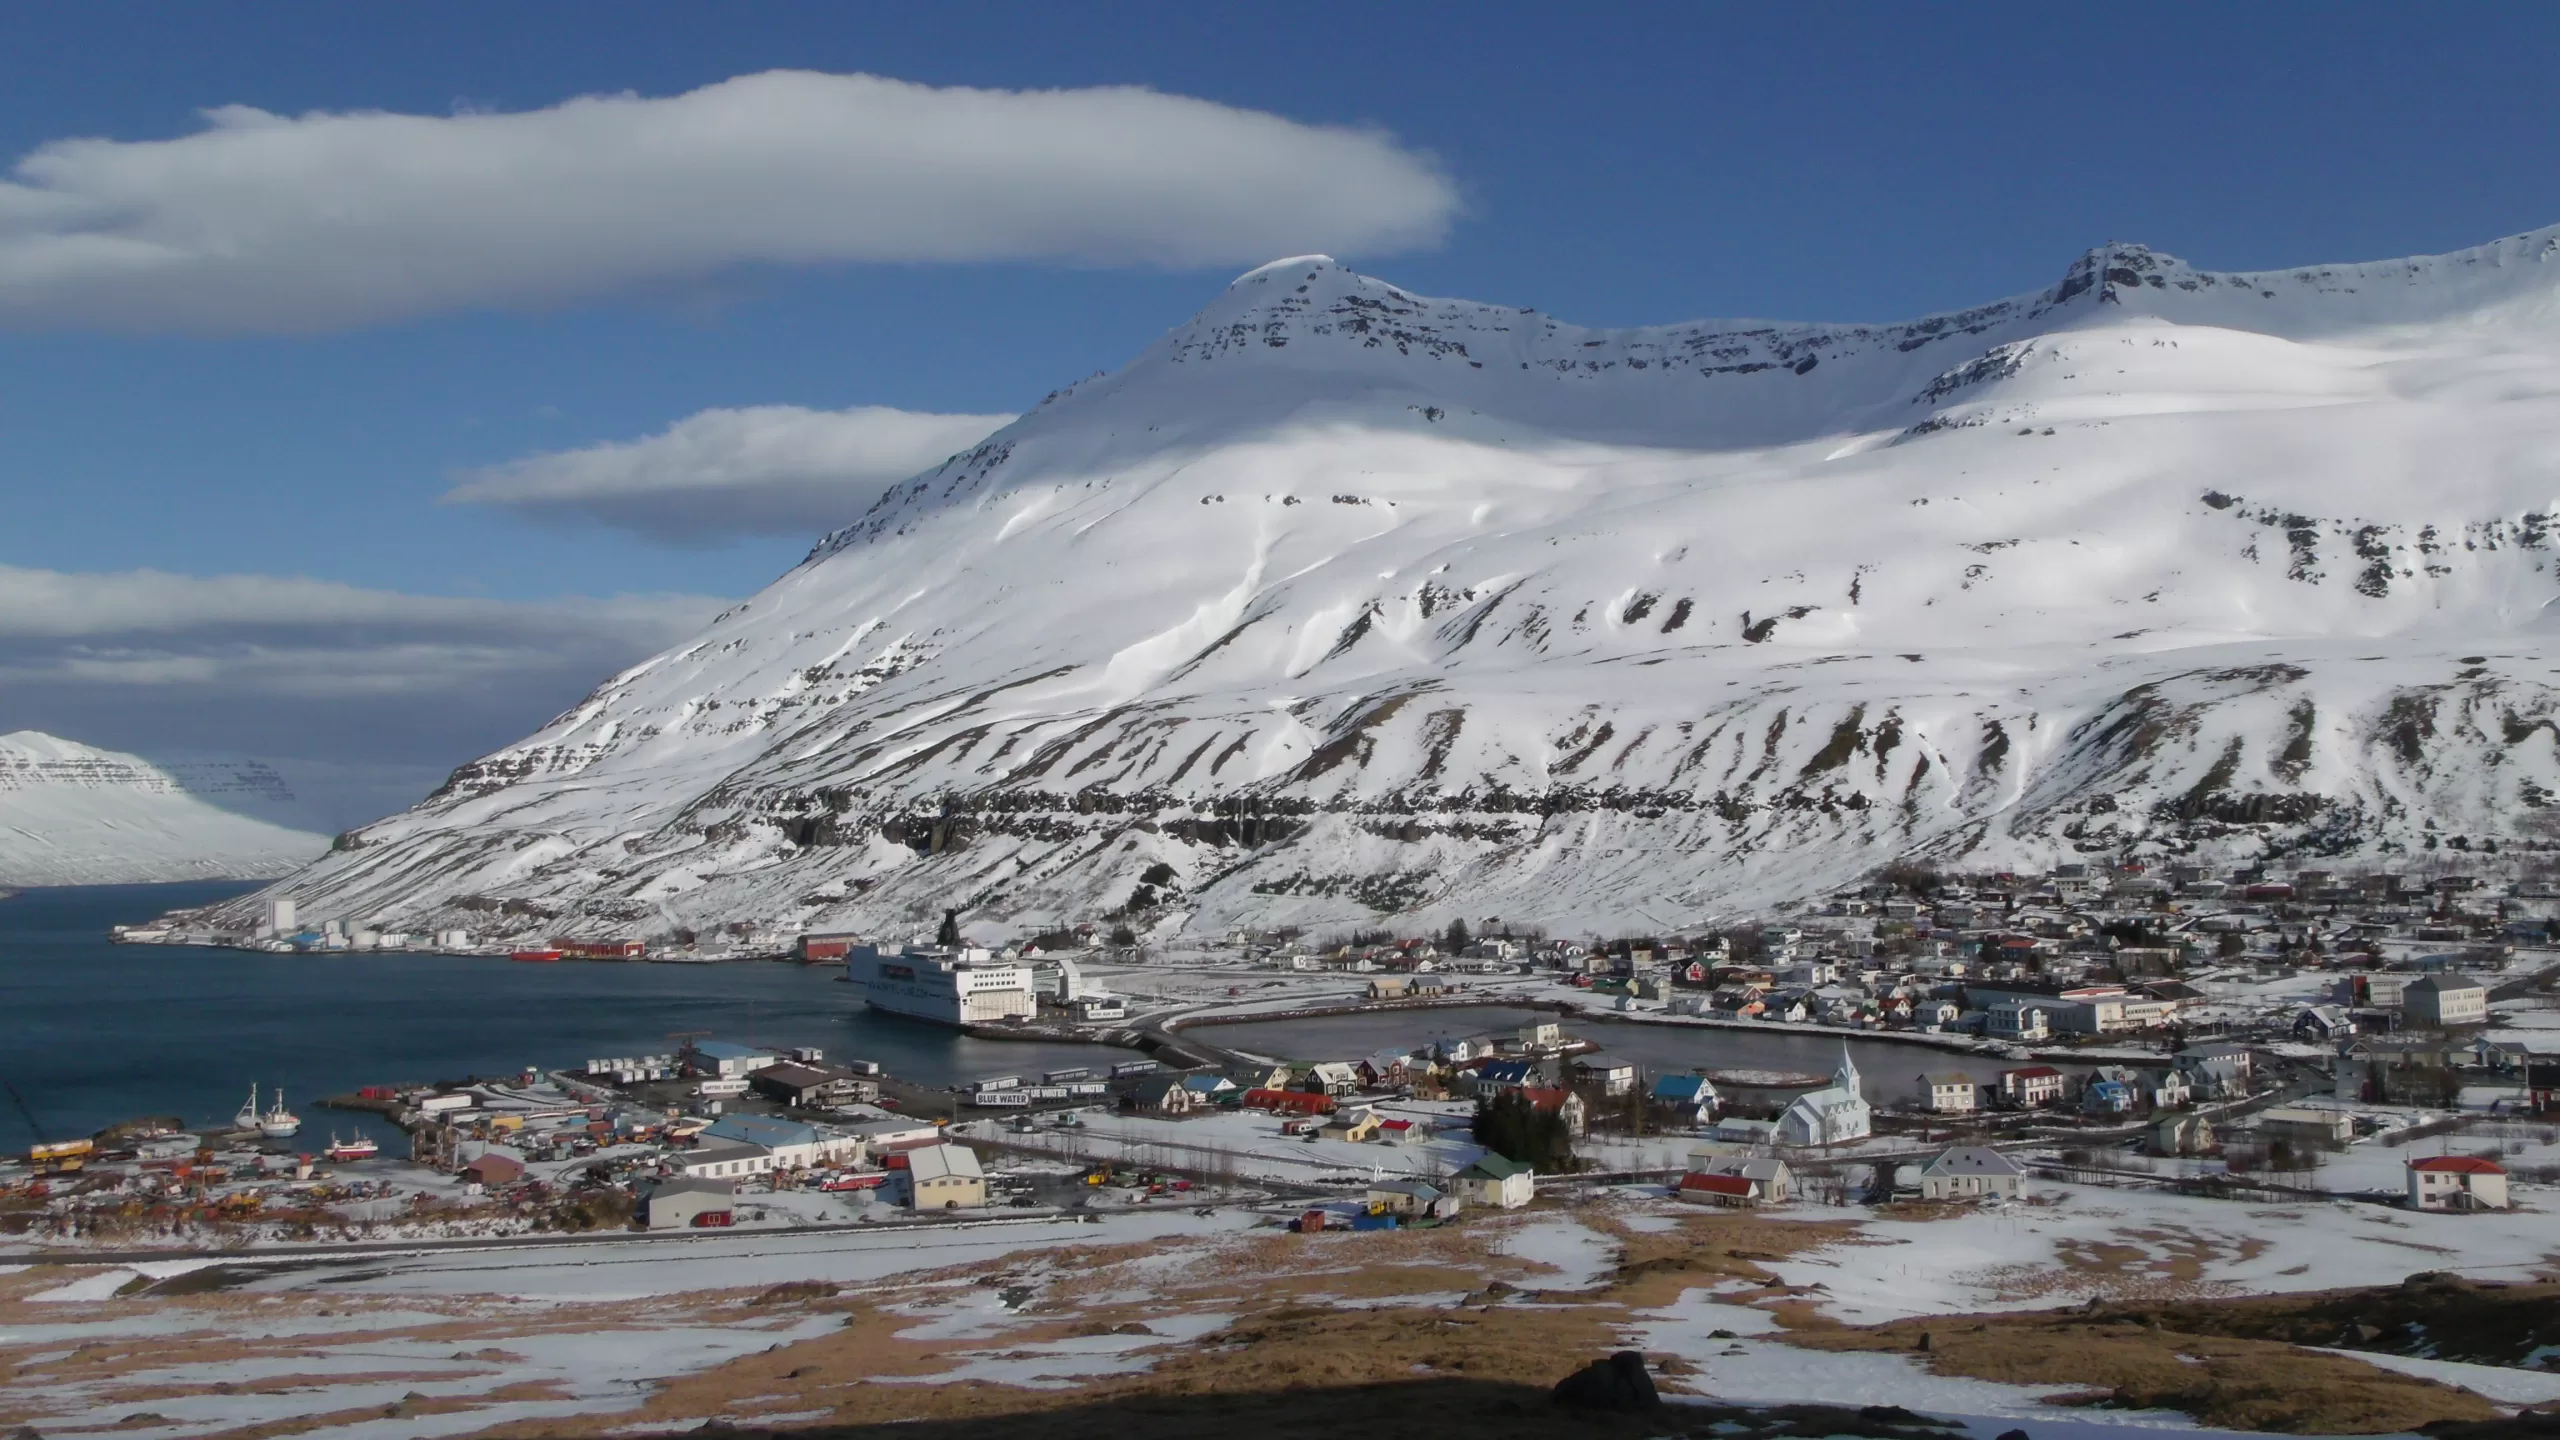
[1776,1045,1873,1146]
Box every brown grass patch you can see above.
[1795,1316,2502,1433]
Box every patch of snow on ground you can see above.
[1488,1216,1617,1290]
[2315,1349,2560,1407]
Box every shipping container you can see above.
[1111,1059,1164,1078]
[1041,1067,1093,1083]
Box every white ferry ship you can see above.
[851,944,1037,1026]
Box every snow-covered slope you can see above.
[0,732,331,885]
[221,227,2560,939]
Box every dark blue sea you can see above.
[0,883,1113,1150]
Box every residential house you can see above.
[1450,1154,1536,1209]
[1918,1147,2027,1200]
[2081,1073,2137,1116]
[1574,1059,1637,1097]
[1376,1117,1423,1145]
[1318,1108,1384,1143]
[2173,1048,2251,1102]
[1466,1058,1540,1096]
[1304,1062,1362,1096]
[1367,1178,1460,1219]
[1677,1155,1793,1208]
[1998,1066,2067,1109]
[1355,1053,1413,1090]
[1650,1073,1720,1125]
[1228,1064,1294,1092]
[904,1142,987,1209]
[2292,1005,2354,1043]
[1520,1087,1589,1138]
[1179,1074,1237,1103]
[1924,1074,1980,1114]
[2406,1154,2510,1211]
[1127,1076,1198,1116]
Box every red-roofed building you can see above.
[2407,1154,2509,1211]
[1519,1087,1588,1138]
[1243,1088,1334,1116]
[1677,1172,1756,1205]
[1998,1066,2067,1109]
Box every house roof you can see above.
[1921,1146,2026,1177]
[691,1041,774,1061]
[1520,1087,1575,1111]
[1457,1154,1533,1181]
[705,1115,819,1148]
[1678,1172,1756,1196]
[1653,1074,1713,1101]
[684,1139,767,1165]
[2409,1155,2506,1175]
[2002,1066,2064,1080]
[906,1143,985,1182]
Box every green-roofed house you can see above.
[1451,1153,1536,1209]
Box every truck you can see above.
[28,1138,92,1174]
[1110,1059,1164,1078]
[968,1090,1032,1108]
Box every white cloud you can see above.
[0,71,1460,333]
[0,564,723,826]
[447,404,1013,543]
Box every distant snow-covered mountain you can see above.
[211,226,2560,940]
[0,732,331,886]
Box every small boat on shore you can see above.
[259,1088,302,1139]
[324,1132,378,1162]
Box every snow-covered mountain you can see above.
[0,732,331,885]
[215,226,2560,940]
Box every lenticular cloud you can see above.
[0,71,1460,333]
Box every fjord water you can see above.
[0,883,1108,1147]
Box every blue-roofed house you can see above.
[1180,1073,1238,1101]
[1465,1058,1538,1096]
[1650,1073,1720,1124]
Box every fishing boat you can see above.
[234,1083,261,1131]
[258,1087,302,1139]
[324,1132,378,1162]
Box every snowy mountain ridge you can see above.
[0,731,331,886]
[215,223,2560,941]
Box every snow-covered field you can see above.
[196,223,2560,943]
[8,1175,2559,1437]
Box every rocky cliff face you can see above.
[212,226,2560,940]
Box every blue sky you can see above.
[3,1,2556,824]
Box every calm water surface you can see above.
[1204,1004,2068,1105]
[0,883,1114,1147]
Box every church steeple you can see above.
[1834,1042,1861,1096]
